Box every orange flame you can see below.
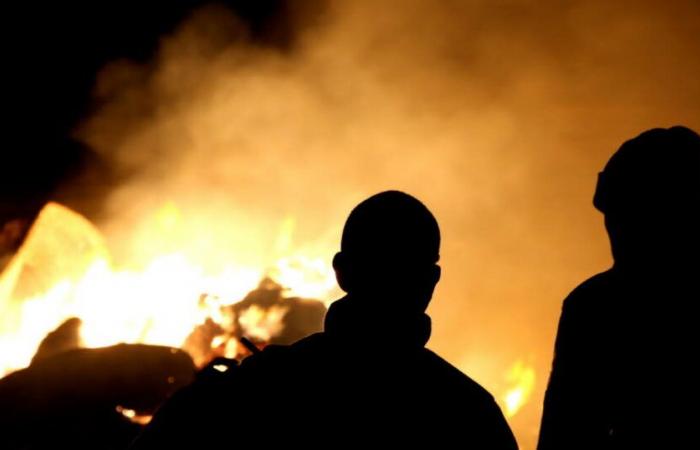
[502,360,536,418]
[0,202,337,377]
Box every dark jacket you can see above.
[132,296,517,449]
[538,269,695,450]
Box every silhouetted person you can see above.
[132,191,517,449]
[538,127,700,450]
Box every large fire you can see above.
[0,202,336,377]
[0,201,536,438]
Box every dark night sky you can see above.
[2,0,305,222]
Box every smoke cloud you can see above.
[74,1,700,447]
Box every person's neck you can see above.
[323,295,432,352]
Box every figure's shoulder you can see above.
[563,269,616,313]
[421,349,495,402]
[239,332,327,371]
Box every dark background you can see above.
[2,0,312,223]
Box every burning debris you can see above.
[0,343,196,449]
[31,316,83,364]
[0,201,330,449]
[0,202,333,377]
[184,277,326,364]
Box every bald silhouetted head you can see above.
[333,191,441,313]
[594,126,700,270]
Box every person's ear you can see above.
[333,252,350,293]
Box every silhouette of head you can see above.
[333,191,441,313]
[594,126,700,270]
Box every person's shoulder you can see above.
[420,350,517,446]
[562,269,616,312]
[239,332,327,371]
[421,349,495,402]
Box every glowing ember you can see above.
[116,405,153,425]
[502,360,536,418]
[0,202,337,377]
[116,405,136,419]
[212,364,229,373]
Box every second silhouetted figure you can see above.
[538,127,700,450]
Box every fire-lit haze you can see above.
[2,1,700,449]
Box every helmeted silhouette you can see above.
[131,191,517,449]
[538,127,700,449]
